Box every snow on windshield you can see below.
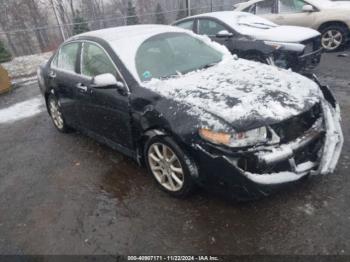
[135,33,223,82]
[108,27,229,83]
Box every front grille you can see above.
[302,36,321,54]
[304,42,314,54]
[270,103,322,144]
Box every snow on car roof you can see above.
[75,24,183,43]
[71,25,196,82]
[192,11,277,35]
[71,25,228,83]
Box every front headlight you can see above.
[199,127,268,148]
[263,41,282,50]
[264,41,305,53]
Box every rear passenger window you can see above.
[176,20,194,31]
[57,42,79,72]
[51,53,58,68]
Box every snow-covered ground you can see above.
[1,52,52,86]
[0,95,45,124]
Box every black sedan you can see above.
[37,25,343,200]
[173,11,323,73]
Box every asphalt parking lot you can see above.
[0,49,350,255]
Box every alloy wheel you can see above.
[148,143,185,192]
[322,30,343,51]
[49,98,64,130]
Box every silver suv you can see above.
[234,0,350,51]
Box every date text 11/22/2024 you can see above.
[127,256,220,261]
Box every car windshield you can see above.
[135,33,223,82]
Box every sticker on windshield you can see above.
[143,71,152,80]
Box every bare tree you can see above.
[24,0,50,51]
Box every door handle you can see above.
[48,71,56,78]
[76,83,88,92]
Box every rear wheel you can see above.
[47,94,70,133]
[144,136,197,198]
[320,25,348,51]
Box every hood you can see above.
[144,56,322,132]
[251,26,320,43]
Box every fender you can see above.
[231,37,276,56]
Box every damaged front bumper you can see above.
[273,48,322,73]
[192,83,343,198]
[228,101,343,186]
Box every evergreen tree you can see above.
[73,10,90,35]
[176,1,187,20]
[0,40,12,63]
[155,3,167,24]
[127,1,139,25]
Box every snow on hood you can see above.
[252,26,320,43]
[144,55,322,132]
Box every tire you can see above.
[47,94,70,133]
[320,24,348,52]
[144,136,197,198]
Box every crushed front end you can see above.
[271,36,323,73]
[191,80,343,200]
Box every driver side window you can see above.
[81,42,120,80]
[278,0,306,13]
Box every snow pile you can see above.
[144,55,322,131]
[1,52,52,86]
[0,96,45,124]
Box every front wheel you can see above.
[144,136,197,198]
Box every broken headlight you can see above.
[199,127,268,148]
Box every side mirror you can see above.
[216,30,233,38]
[302,5,314,12]
[92,73,127,94]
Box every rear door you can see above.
[49,42,81,126]
[75,41,133,149]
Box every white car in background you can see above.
[234,0,350,51]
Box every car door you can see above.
[275,0,317,27]
[196,18,235,50]
[75,41,133,150]
[49,42,81,127]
